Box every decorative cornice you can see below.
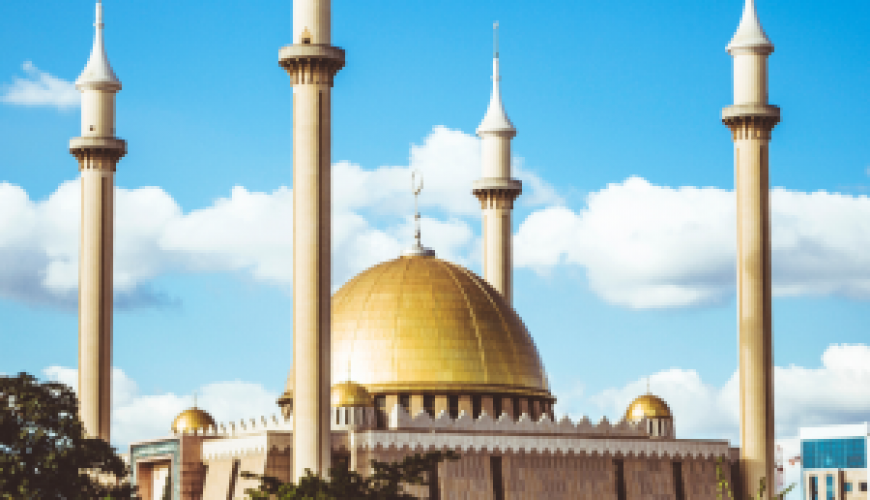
[473,178,522,209]
[279,44,345,86]
[722,104,780,140]
[70,137,127,168]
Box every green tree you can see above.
[716,457,796,500]
[244,450,460,500]
[0,372,136,499]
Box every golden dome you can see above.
[331,255,551,399]
[171,407,216,434]
[625,394,672,421]
[332,381,374,407]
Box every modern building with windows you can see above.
[800,423,869,500]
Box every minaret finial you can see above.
[646,378,650,395]
[493,21,499,59]
[76,0,121,90]
[477,23,515,135]
[403,170,435,257]
[727,0,773,54]
[193,391,198,408]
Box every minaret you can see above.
[473,22,521,304]
[279,0,344,480]
[69,0,125,442]
[722,1,779,497]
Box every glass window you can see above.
[801,438,867,469]
[810,476,818,500]
[827,475,834,500]
[844,482,852,493]
[860,482,867,492]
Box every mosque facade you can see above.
[66,0,784,498]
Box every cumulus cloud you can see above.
[0,127,560,308]
[555,344,870,499]
[1,61,79,110]
[42,366,278,451]
[516,177,870,309]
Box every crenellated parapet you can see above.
[387,404,647,437]
[352,429,732,461]
[174,414,293,438]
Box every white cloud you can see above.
[42,366,278,451]
[0,127,555,308]
[516,177,870,309]
[1,61,79,110]
[557,344,870,499]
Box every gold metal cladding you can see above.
[69,137,127,170]
[330,255,552,401]
[624,394,673,422]
[279,44,345,86]
[331,382,375,407]
[171,408,216,434]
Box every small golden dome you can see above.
[171,407,216,434]
[625,394,672,421]
[332,381,374,407]
[331,255,551,399]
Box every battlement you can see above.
[388,404,648,437]
[174,414,293,438]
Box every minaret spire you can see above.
[70,0,126,443]
[478,22,515,136]
[722,0,780,498]
[727,0,773,53]
[77,0,120,90]
[474,22,521,304]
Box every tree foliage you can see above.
[244,450,460,500]
[715,457,796,500]
[0,372,135,499]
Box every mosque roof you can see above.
[77,2,121,91]
[330,254,551,399]
[625,393,673,421]
[171,407,216,434]
[331,382,375,408]
[727,0,774,54]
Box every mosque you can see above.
[68,0,782,499]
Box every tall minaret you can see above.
[722,1,779,498]
[69,0,125,442]
[279,0,344,480]
[473,22,521,304]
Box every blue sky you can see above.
[1,1,869,491]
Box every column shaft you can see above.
[482,205,513,303]
[77,156,116,441]
[293,82,332,479]
[735,134,774,499]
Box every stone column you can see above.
[279,0,344,481]
[71,0,125,442]
[722,1,779,497]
